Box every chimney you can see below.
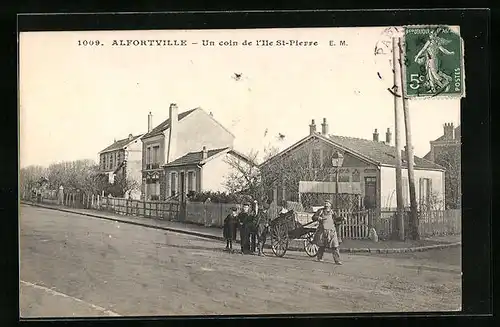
[166,103,179,163]
[443,123,454,140]
[385,128,392,144]
[128,133,133,140]
[372,129,379,142]
[321,118,329,135]
[209,111,213,117]
[202,146,208,160]
[309,119,317,135]
[148,112,153,132]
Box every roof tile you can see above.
[164,147,229,167]
[100,135,142,153]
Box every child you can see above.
[223,207,239,252]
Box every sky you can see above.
[19,27,461,168]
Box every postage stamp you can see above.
[19,24,462,316]
[404,25,465,99]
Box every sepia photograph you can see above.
[19,25,463,317]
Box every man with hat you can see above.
[237,202,253,254]
[311,199,342,265]
[255,202,272,256]
[223,206,239,252]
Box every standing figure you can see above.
[237,202,253,254]
[223,207,239,252]
[414,28,455,93]
[255,203,271,256]
[312,200,342,265]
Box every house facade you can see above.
[140,103,235,200]
[423,123,461,208]
[98,133,143,199]
[259,118,446,213]
[162,146,255,201]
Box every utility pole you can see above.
[392,37,405,241]
[398,37,420,240]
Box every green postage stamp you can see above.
[404,25,465,99]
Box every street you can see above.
[20,205,462,317]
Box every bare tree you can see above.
[19,165,47,199]
[223,149,261,199]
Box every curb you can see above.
[22,202,461,254]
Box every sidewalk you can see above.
[21,201,461,254]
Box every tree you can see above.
[104,173,140,198]
[434,144,461,209]
[222,149,262,200]
[19,165,47,198]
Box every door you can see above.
[364,177,377,209]
[180,172,186,202]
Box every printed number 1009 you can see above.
[78,40,102,46]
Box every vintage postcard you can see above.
[19,26,462,317]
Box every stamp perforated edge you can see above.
[401,25,466,100]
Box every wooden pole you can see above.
[398,37,420,240]
[393,37,405,241]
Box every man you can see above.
[312,200,342,265]
[237,202,253,254]
[255,202,272,256]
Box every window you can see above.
[338,174,350,182]
[323,148,333,168]
[419,178,433,209]
[352,169,360,182]
[110,154,114,169]
[153,146,160,168]
[170,172,177,197]
[187,171,195,192]
[311,149,321,168]
[147,147,152,165]
[117,151,121,164]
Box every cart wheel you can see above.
[271,224,289,257]
[304,231,318,257]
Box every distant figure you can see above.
[223,207,239,252]
[237,202,253,254]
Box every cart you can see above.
[269,210,319,257]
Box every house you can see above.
[423,123,461,208]
[162,146,255,199]
[259,118,446,213]
[98,133,143,199]
[140,103,235,200]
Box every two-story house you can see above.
[140,103,235,200]
[259,118,446,215]
[423,123,461,208]
[98,133,143,199]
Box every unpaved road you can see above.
[20,205,461,317]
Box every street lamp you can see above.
[331,150,345,210]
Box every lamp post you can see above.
[331,150,345,210]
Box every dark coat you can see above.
[255,210,271,236]
[237,212,254,233]
[223,214,238,240]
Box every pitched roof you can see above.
[163,147,256,168]
[261,133,444,171]
[141,108,198,139]
[327,134,444,170]
[163,147,230,167]
[99,134,142,154]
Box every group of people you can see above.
[223,201,271,256]
[223,199,346,265]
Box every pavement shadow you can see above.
[159,243,231,255]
